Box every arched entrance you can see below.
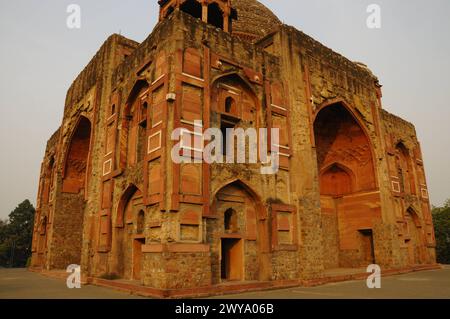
[114,184,145,280]
[405,208,425,265]
[314,102,380,269]
[55,116,92,267]
[208,181,269,283]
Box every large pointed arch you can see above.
[62,115,92,194]
[314,101,377,191]
[313,98,374,149]
[314,100,381,269]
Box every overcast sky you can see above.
[0,0,449,219]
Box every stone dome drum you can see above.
[231,0,282,42]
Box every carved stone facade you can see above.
[31,0,437,294]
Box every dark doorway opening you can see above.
[208,3,223,29]
[359,229,375,265]
[224,208,238,233]
[220,120,235,157]
[221,238,243,281]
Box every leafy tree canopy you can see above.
[0,200,35,267]
[432,199,450,265]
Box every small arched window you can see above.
[207,2,224,30]
[225,96,236,113]
[180,0,202,20]
[224,208,238,233]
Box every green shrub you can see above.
[432,200,450,264]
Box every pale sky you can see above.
[0,0,449,219]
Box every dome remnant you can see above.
[230,0,282,42]
[158,0,282,42]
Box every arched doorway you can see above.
[314,102,379,269]
[208,181,268,283]
[114,185,145,280]
[55,116,92,267]
[405,208,425,265]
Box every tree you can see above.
[444,198,450,209]
[432,199,450,265]
[0,219,9,266]
[0,219,7,240]
[0,200,35,267]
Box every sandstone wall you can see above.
[32,6,436,290]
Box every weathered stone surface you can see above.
[31,1,436,293]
